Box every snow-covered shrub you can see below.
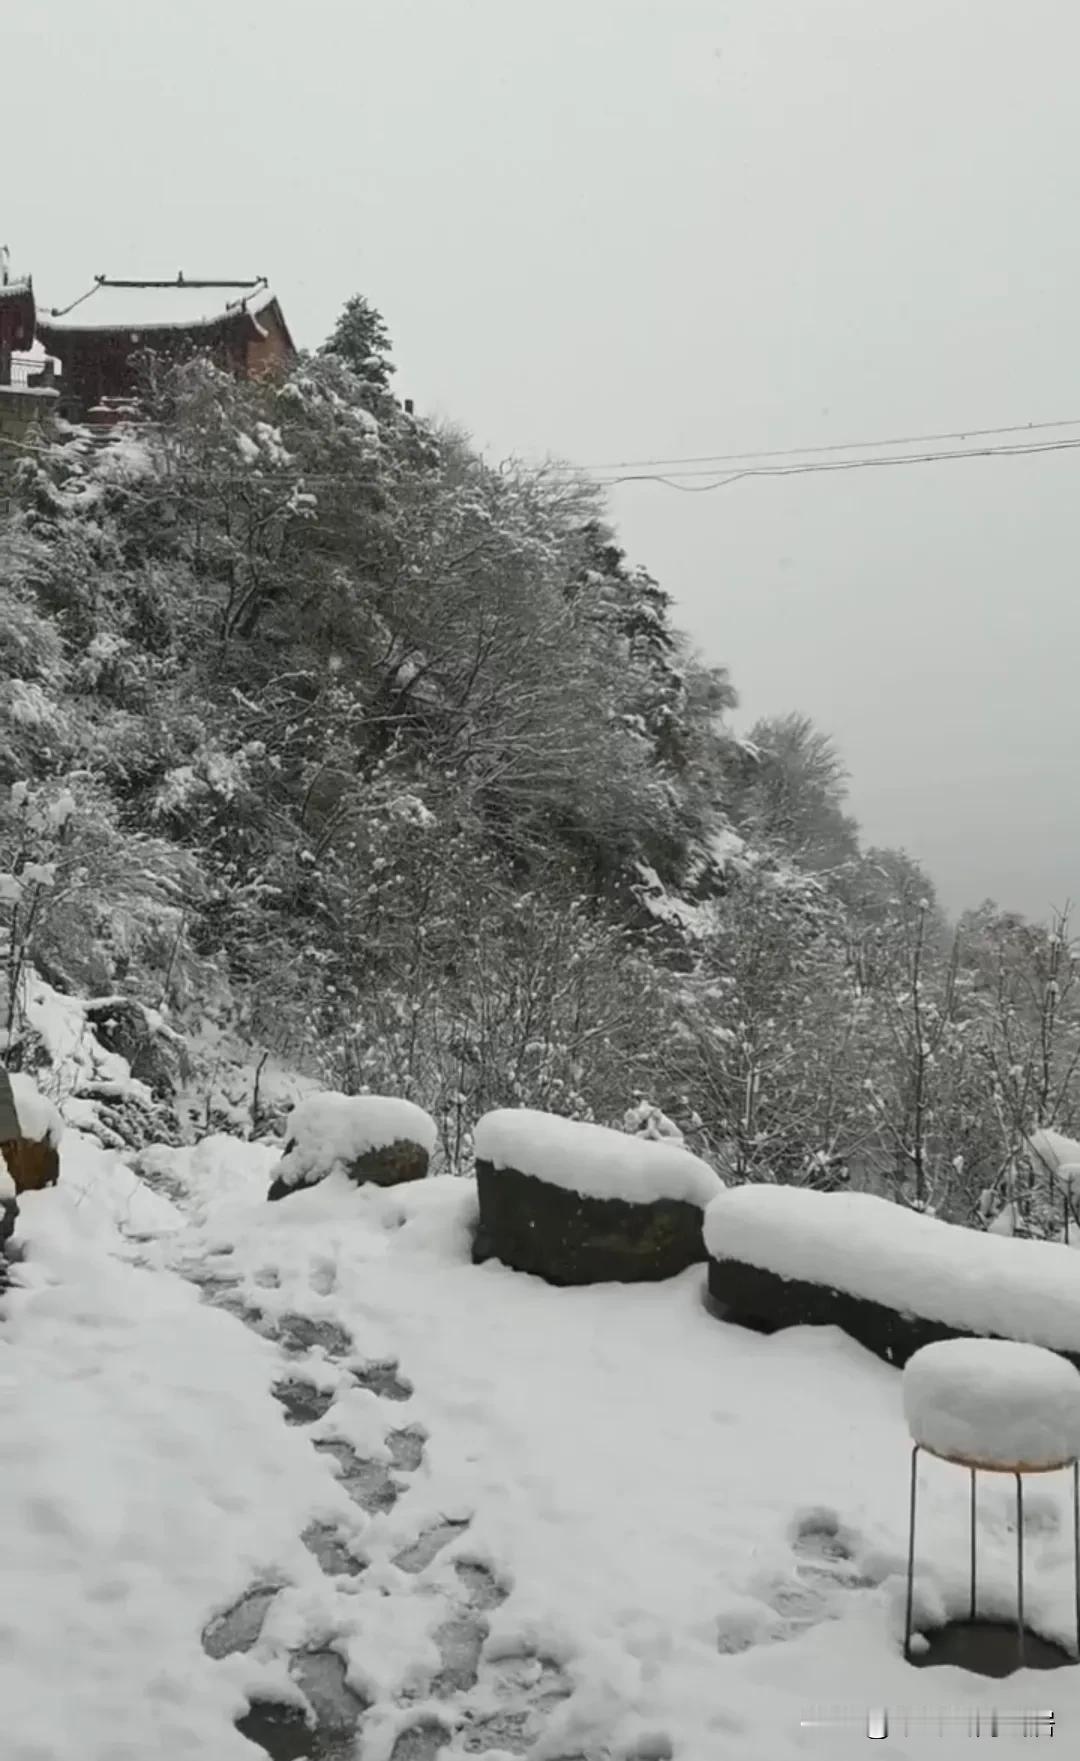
[0,776,209,1026]
[623,1098,685,1144]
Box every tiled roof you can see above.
[38,277,277,334]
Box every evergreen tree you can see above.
[319,293,396,388]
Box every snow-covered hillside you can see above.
[4,1127,1080,1760]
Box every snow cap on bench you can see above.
[703,1183,1080,1357]
[473,1108,721,1206]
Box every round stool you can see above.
[902,1338,1080,1667]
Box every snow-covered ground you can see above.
[5,1130,1080,1760]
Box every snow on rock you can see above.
[1028,1127,1080,1178]
[16,973,157,1131]
[1028,1129,1080,1197]
[474,1107,721,1207]
[271,1093,438,1195]
[903,1339,1080,1469]
[703,1183,1080,1355]
[987,1201,1020,1236]
[631,862,716,942]
[9,1071,64,1147]
[622,1098,685,1144]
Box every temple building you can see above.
[0,252,59,463]
[35,274,296,421]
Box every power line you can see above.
[6,418,1080,496]
[568,415,1080,475]
[591,433,1080,493]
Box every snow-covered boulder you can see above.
[703,1183,1080,1369]
[0,1195,16,1252]
[1027,1126,1080,1178]
[83,997,188,1100]
[0,1140,16,1265]
[472,1107,722,1286]
[266,1093,437,1200]
[0,1070,63,1196]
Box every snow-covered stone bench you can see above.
[267,1093,437,1200]
[703,1184,1080,1370]
[473,1108,722,1285]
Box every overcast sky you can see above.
[8,0,1080,922]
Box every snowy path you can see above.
[183,1253,568,1761]
[6,1132,1080,1759]
[136,1149,590,1761]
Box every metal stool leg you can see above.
[1073,1460,1080,1660]
[1016,1474,1026,1669]
[904,1445,919,1660]
[969,1467,977,1620]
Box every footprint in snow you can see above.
[202,1583,283,1659]
[193,1276,276,1335]
[458,1654,573,1750]
[393,1519,471,1574]
[430,1563,572,1751]
[387,1425,427,1473]
[314,1439,402,1513]
[192,1286,352,1360]
[301,1521,367,1577]
[353,1360,414,1402]
[234,1700,314,1760]
[789,1506,872,1583]
[235,1651,366,1761]
[389,1718,453,1761]
[431,1608,489,1695]
[278,1313,353,1360]
[273,1378,336,1426]
[741,1507,885,1646]
[135,1165,190,1206]
[309,1256,338,1296]
[454,1560,506,1611]
[290,1649,368,1733]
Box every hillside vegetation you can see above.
[0,295,1075,1230]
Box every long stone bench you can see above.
[703,1184,1080,1371]
[473,1108,722,1286]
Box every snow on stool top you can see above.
[903,1339,1080,1470]
[275,1092,437,1190]
[702,1182,1080,1357]
[473,1108,722,1207]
